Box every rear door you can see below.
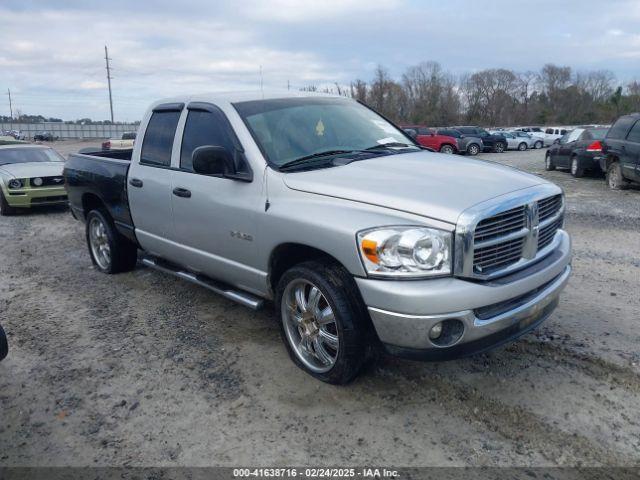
[625,120,640,181]
[169,102,264,292]
[416,127,437,149]
[557,129,582,167]
[128,103,182,258]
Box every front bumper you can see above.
[4,185,68,208]
[356,230,571,360]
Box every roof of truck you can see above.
[151,90,345,107]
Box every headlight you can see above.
[8,179,23,189]
[357,226,452,278]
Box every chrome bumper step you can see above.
[141,256,264,310]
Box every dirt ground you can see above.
[1,140,639,467]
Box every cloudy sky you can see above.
[1,0,638,122]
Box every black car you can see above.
[34,131,57,141]
[600,113,640,190]
[455,126,507,153]
[545,127,609,177]
[0,323,7,361]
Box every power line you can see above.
[104,45,114,123]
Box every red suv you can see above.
[401,125,458,154]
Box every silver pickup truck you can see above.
[64,92,572,384]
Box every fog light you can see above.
[429,322,443,339]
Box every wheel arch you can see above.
[81,192,108,218]
[268,243,350,296]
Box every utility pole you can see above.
[6,88,13,128]
[104,45,114,123]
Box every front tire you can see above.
[518,142,528,151]
[494,142,506,153]
[439,144,455,154]
[0,324,8,361]
[0,190,16,216]
[545,153,556,171]
[570,156,584,178]
[607,161,628,190]
[467,143,480,156]
[276,260,373,384]
[85,209,138,274]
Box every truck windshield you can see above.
[0,147,64,166]
[234,97,417,168]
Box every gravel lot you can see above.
[1,140,639,467]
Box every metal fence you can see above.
[0,122,139,139]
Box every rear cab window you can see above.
[608,116,637,140]
[626,121,640,143]
[140,109,181,167]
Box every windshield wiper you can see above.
[278,150,360,171]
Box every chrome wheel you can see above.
[495,142,505,153]
[468,144,479,156]
[535,141,543,149]
[281,279,339,373]
[518,142,527,151]
[89,216,111,270]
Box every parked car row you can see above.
[402,125,509,155]
[544,112,640,190]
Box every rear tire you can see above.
[545,153,556,171]
[570,156,584,178]
[439,144,455,154]
[0,324,7,361]
[85,209,138,274]
[275,259,374,384]
[518,142,528,151]
[0,190,16,216]
[607,162,628,190]
[534,140,543,149]
[494,142,506,153]
[467,143,480,156]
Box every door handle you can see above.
[129,178,143,188]
[172,187,191,198]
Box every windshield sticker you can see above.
[315,119,325,136]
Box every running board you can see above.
[141,256,264,310]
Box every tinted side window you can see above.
[545,128,553,134]
[180,108,237,172]
[626,120,640,143]
[141,111,181,166]
[608,116,637,140]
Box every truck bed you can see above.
[64,149,137,244]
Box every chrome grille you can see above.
[538,194,562,222]
[538,216,563,251]
[474,237,525,273]
[462,191,565,279]
[474,205,526,242]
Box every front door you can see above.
[128,106,182,259]
[169,103,264,294]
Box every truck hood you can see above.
[282,151,547,224]
[0,162,64,179]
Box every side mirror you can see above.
[403,128,417,139]
[192,145,236,176]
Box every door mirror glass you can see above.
[192,145,236,176]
